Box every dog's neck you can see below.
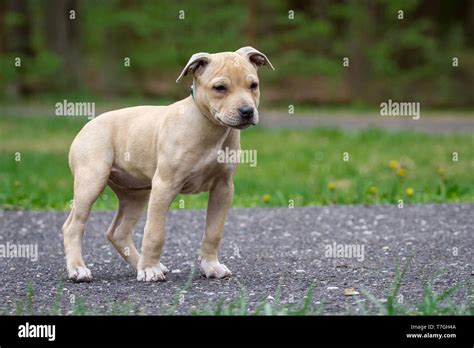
[184,95,232,145]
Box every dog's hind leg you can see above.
[106,184,161,271]
[63,166,109,282]
[62,209,73,233]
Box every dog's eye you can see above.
[250,82,258,90]
[213,85,227,92]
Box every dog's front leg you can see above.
[137,177,177,282]
[200,178,234,278]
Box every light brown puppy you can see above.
[62,47,274,282]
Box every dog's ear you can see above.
[236,46,275,70]
[176,53,211,83]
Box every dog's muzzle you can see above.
[216,108,258,129]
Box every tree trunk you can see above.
[7,0,32,96]
[45,0,82,89]
[347,0,372,101]
[0,0,7,54]
[246,0,258,47]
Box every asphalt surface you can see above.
[4,104,473,134]
[261,112,474,133]
[0,204,472,315]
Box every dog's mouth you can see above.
[216,116,256,130]
[232,122,253,130]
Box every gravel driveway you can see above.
[0,204,472,315]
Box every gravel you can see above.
[0,204,472,315]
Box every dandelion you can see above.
[388,160,399,170]
[437,167,447,180]
[405,187,414,197]
[262,194,270,203]
[396,168,407,177]
[328,182,336,191]
[367,186,379,194]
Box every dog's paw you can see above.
[200,259,232,279]
[159,262,169,274]
[68,266,92,283]
[137,265,166,282]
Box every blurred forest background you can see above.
[0,0,473,108]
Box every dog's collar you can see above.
[190,80,195,100]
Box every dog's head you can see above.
[176,47,274,129]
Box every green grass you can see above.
[8,268,473,316]
[359,260,473,315]
[0,115,473,210]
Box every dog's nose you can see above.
[238,106,254,119]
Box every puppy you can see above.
[62,47,274,282]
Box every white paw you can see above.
[137,265,166,282]
[200,259,232,279]
[68,266,92,282]
[159,262,169,274]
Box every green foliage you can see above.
[361,261,473,315]
[0,0,472,105]
[25,51,62,81]
[0,54,19,81]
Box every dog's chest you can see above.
[181,139,239,194]
[180,148,221,194]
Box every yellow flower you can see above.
[327,182,336,191]
[437,167,447,179]
[396,168,407,177]
[388,160,400,170]
[405,187,414,197]
[367,186,379,194]
[262,194,271,203]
